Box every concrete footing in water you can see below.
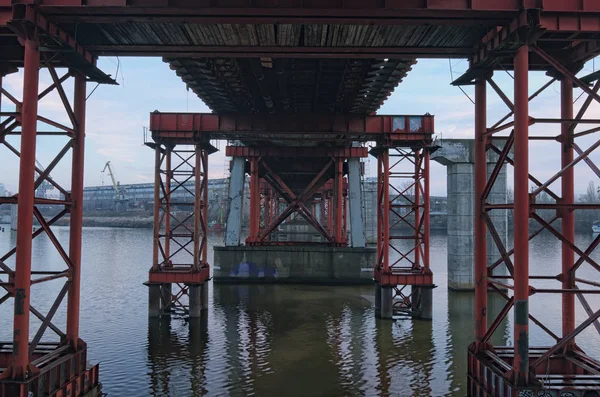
[213,245,376,284]
[147,282,208,317]
[148,284,161,317]
[380,286,393,319]
[412,285,434,320]
[375,284,434,320]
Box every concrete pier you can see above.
[432,139,508,291]
[412,286,434,320]
[380,286,393,319]
[161,283,172,312]
[225,156,246,246]
[348,157,366,247]
[148,284,162,317]
[188,285,203,318]
[201,282,209,310]
[214,245,375,284]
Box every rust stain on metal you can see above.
[514,300,528,325]
[14,288,25,315]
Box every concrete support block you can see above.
[375,283,382,317]
[432,139,509,291]
[410,286,433,320]
[225,156,246,246]
[380,286,393,319]
[201,282,209,310]
[348,158,366,247]
[148,284,161,317]
[189,285,203,318]
[213,245,375,283]
[161,283,172,313]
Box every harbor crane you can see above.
[101,161,128,211]
[35,160,53,199]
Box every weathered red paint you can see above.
[11,38,39,379]
[512,43,530,387]
[561,77,575,347]
[66,71,85,347]
[474,77,488,347]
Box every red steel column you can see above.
[334,159,343,244]
[194,146,201,269]
[474,77,488,346]
[201,149,208,263]
[380,150,390,273]
[12,39,40,378]
[249,157,260,242]
[513,44,530,386]
[66,72,86,346]
[164,148,171,265]
[423,149,430,271]
[561,77,575,344]
[152,145,161,271]
[414,150,421,269]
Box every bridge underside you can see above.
[1,1,600,396]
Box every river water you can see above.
[0,226,599,397]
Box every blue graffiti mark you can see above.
[230,261,278,278]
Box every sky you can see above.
[1,56,600,198]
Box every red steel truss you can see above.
[146,142,214,316]
[0,47,102,397]
[466,44,600,394]
[372,133,434,317]
[235,147,360,246]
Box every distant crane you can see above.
[35,160,53,199]
[101,161,128,211]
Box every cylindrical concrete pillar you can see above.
[374,283,382,317]
[189,285,202,318]
[419,287,433,320]
[148,284,161,317]
[380,286,393,319]
[201,282,209,311]
[161,283,172,313]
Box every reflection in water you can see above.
[143,285,440,396]
[1,227,598,396]
[147,316,209,396]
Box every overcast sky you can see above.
[1,57,600,198]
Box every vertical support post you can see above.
[148,284,161,317]
[513,44,530,386]
[348,158,367,247]
[152,145,161,271]
[225,157,245,246]
[414,150,421,269]
[423,149,430,272]
[189,285,202,318]
[201,282,209,310]
[379,148,390,273]
[474,77,488,346]
[194,145,201,269]
[334,158,344,244]
[561,77,575,345]
[66,71,86,347]
[379,150,390,274]
[12,38,40,378]
[380,286,393,319]
[164,148,171,266]
[249,157,260,243]
[201,149,208,264]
